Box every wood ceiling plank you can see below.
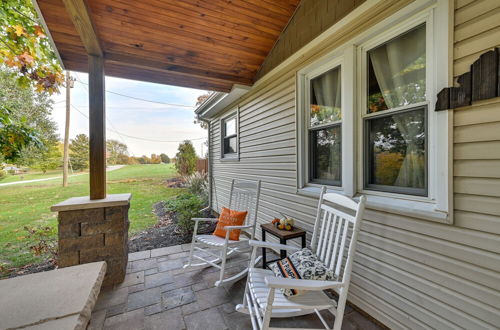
[90,12,270,58]
[92,7,273,53]
[60,0,102,56]
[102,41,259,76]
[161,0,285,35]
[110,0,280,40]
[44,1,271,60]
[95,0,277,45]
[184,0,290,28]
[36,0,301,91]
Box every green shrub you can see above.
[174,140,197,176]
[184,172,208,201]
[0,170,5,180]
[165,193,206,233]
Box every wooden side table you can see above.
[260,223,306,269]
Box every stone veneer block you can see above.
[53,194,131,286]
[0,262,106,330]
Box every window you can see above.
[221,114,238,158]
[363,24,427,196]
[297,0,451,222]
[309,67,342,185]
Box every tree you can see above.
[193,93,211,129]
[150,153,161,164]
[0,105,40,163]
[69,134,89,171]
[0,69,58,166]
[33,142,61,174]
[0,0,63,93]
[136,155,151,164]
[106,139,129,165]
[160,153,170,163]
[175,140,197,176]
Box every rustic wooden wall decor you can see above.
[436,48,499,111]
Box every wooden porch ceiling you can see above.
[36,0,301,92]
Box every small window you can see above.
[222,114,238,158]
[309,66,342,186]
[364,24,427,195]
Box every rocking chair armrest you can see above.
[264,276,344,291]
[191,217,219,223]
[248,240,301,252]
[223,224,253,231]
[199,206,211,213]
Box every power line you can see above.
[74,79,196,108]
[70,104,207,143]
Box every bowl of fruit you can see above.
[271,215,294,231]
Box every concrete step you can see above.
[0,262,106,330]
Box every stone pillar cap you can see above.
[51,193,132,212]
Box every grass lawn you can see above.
[0,164,182,273]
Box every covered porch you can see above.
[89,245,381,330]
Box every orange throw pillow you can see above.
[213,207,248,241]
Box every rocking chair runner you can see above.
[183,179,262,287]
[236,187,366,330]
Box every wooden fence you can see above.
[196,159,208,173]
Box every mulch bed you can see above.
[3,199,215,278]
[2,259,56,279]
[128,201,215,252]
[164,177,185,188]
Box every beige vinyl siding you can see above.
[208,1,500,329]
[453,0,500,76]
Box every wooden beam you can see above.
[88,55,106,200]
[105,53,253,86]
[61,0,102,56]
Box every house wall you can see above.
[208,0,500,328]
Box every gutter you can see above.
[197,116,213,211]
[195,84,252,120]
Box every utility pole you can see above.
[62,71,75,187]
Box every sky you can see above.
[50,72,209,158]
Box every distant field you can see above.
[0,168,75,184]
[0,164,182,272]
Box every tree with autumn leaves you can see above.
[0,0,64,165]
[0,0,63,93]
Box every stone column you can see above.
[51,193,131,287]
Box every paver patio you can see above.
[88,244,383,330]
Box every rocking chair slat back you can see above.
[311,187,366,281]
[228,179,261,238]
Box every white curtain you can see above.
[311,68,342,181]
[369,25,426,188]
[312,67,341,110]
[369,25,426,108]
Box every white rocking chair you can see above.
[183,179,262,287]
[236,187,366,330]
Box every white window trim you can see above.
[296,0,451,224]
[220,108,239,161]
[297,54,348,192]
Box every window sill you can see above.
[297,186,451,224]
[220,156,239,162]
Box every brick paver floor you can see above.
[88,244,383,330]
